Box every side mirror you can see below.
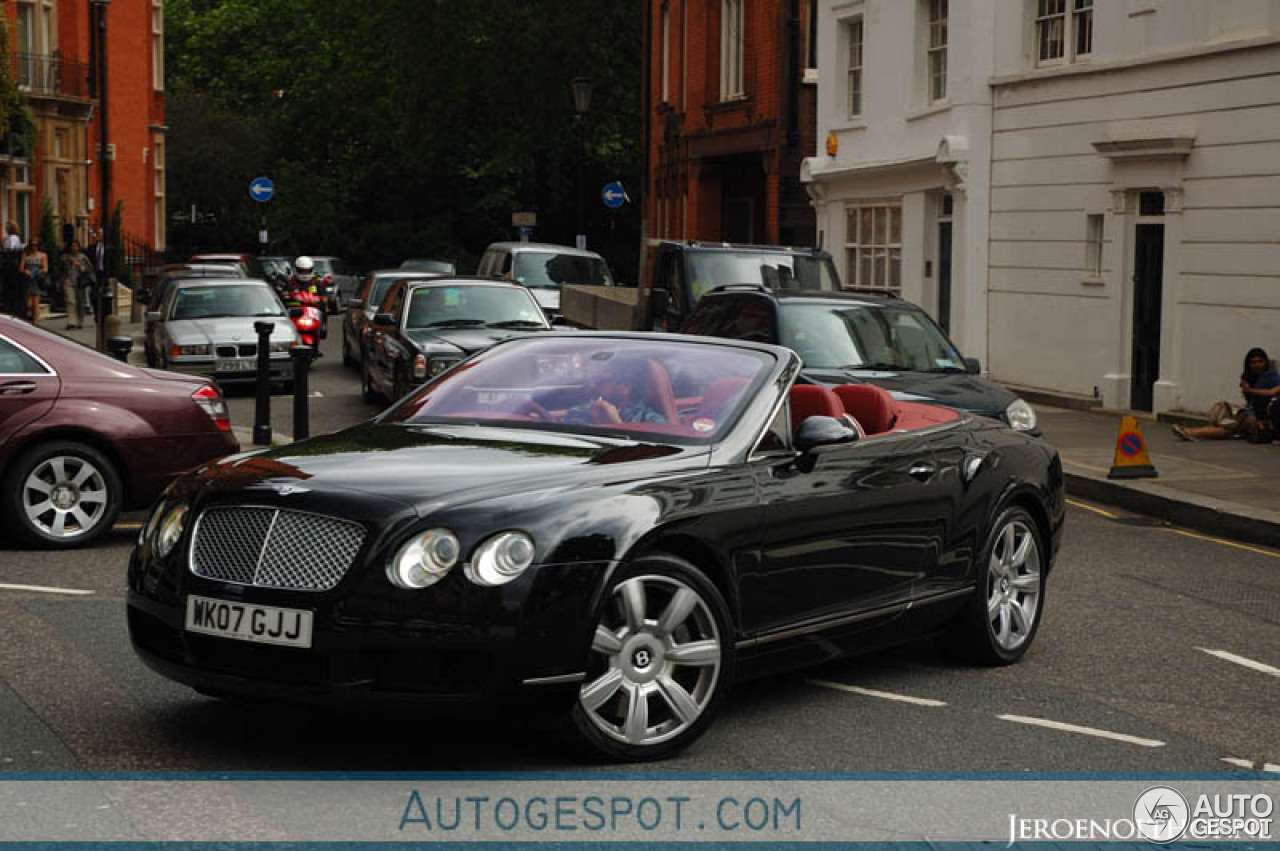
[288,307,304,319]
[964,356,981,374]
[373,312,395,327]
[649,287,670,317]
[795,415,858,455]
[145,311,162,323]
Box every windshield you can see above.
[384,337,773,444]
[779,303,964,372]
[312,258,345,276]
[687,251,839,301]
[405,285,548,328]
[401,259,456,274]
[513,252,613,289]
[170,284,284,320]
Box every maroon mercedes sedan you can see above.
[0,315,239,548]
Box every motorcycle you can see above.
[281,282,327,350]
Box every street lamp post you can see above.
[571,76,592,250]
[89,0,111,353]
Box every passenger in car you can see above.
[562,358,670,425]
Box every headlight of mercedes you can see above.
[1005,398,1037,432]
[465,531,536,587]
[154,503,190,557]
[387,528,460,590]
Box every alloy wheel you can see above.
[985,519,1042,652]
[579,574,723,748]
[22,454,109,540]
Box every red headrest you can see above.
[832,384,898,435]
[788,385,846,432]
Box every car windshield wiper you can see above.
[839,361,906,371]
[420,319,486,328]
[486,319,547,328]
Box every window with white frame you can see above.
[845,16,863,118]
[153,136,166,250]
[927,0,947,102]
[1085,214,1103,277]
[13,166,33,244]
[153,1,165,91]
[660,4,670,103]
[1036,0,1092,66]
[15,3,34,88]
[720,0,744,101]
[845,203,902,293]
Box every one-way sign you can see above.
[249,177,275,203]
[601,181,629,209]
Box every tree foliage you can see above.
[166,0,642,278]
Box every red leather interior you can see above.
[692,376,751,422]
[832,384,898,435]
[891,400,961,430]
[788,385,846,431]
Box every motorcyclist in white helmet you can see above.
[288,255,318,294]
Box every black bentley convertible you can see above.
[127,333,1064,760]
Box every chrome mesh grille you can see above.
[191,507,365,591]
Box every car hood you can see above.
[194,422,701,516]
[803,367,1018,418]
[168,316,294,344]
[403,327,540,355]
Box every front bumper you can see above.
[168,355,294,384]
[126,546,609,708]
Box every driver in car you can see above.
[562,358,669,425]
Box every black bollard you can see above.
[252,321,273,445]
[290,345,316,441]
[107,336,133,363]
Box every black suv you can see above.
[683,285,1039,434]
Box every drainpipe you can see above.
[787,0,800,149]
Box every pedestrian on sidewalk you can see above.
[1,222,21,316]
[1173,347,1280,443]
[60,240,94,330]
[19,238,48,323]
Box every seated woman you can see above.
[1173,347,1280,442]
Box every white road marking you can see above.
[1224,759,1280,773]
[309,391,324,398]
[1197,647,1280,677]
[1221,758,1257,769]
[0,582,94,596]
[807,679,947,707]
[996,714,1165,747]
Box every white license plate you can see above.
[215,358,256,372]
[185,595,313,648]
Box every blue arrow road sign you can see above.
[602,181,628,209]
[249,177,275,203]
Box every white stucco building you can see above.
[805,0,1280,415]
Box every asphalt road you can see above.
[1,331,1277,773]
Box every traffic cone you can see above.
[1107,415,1158,479]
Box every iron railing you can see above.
[15,52,92,99]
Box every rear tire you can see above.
[568,554,733,761]
[3,441,123,548]
[948,506,1046,665]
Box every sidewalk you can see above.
[1036,404,1280,549]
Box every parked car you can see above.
[146,279,298,387]
[308,256,357,314]
[341,269,446,369]
[0,314,237,548]
[683,286,1039,434]
[127,331,1063,760]
[259,256,293,289]
[189,253,268,281]
[400,258,456,274]
[361,277,551,402]
[476,241,615,322]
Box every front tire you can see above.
[569,554,734,761]
[949,506,1046,665]
[3,441,123,548]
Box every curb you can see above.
[1064,470,1280,550]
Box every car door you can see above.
[370,283,407,393]
[742,397,944,637]
[152,285,180,366]
[0,334,60,450]
[913,419,982,599]
[346,274,373,351]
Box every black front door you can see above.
[937,222,953,334]
[1131,224,1164,411]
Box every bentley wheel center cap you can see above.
[621,636,664,682]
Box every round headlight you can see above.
[139,500,165,546]
[1005,398,1037,432]
[154,504,189,558]
[387,528,460,590]
[465,531,536,587]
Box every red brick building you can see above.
[643,0,818,249]
[2,0,165,252]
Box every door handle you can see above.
[908,462,936,481]
[0,380,37,396]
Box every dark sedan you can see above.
[0,314,238,548]
[341,269,445,369]
[128,332,1063,761]
[360,277,550,402]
